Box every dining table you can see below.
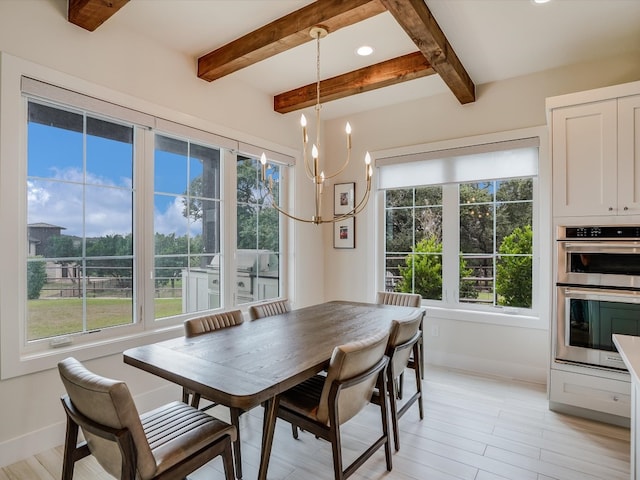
[123,300,423,480]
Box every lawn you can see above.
[27,297,182,341]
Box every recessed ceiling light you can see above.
[532,0,551,3]
[356,45,374,57]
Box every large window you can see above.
[8,76,288,374]
[27,100,135,342]
[381,136,538,315]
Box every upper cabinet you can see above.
[548,82,640,217]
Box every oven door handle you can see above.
[561,242,640,253]
[561,286,640,302]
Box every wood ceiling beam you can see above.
[379,0,475,104]
[274,52,434,114]
[68,0,130,32]
[197,0,386,82]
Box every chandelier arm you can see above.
[322,153,351,180]
[269,198,318,224]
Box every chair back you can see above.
[58,357,156,479]
[185,309,244,337]
[317,329,390,425]
[387,310,423,378]
[376,291,421,307]
[249,299,291,320]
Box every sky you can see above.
[27,122,206,238]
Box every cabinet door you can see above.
[618,94,640,215]
[552,100,618,217]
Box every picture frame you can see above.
[334,217,355,249]
[334,182,355,215]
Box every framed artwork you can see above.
[334,217,355,249]
[334,182,355,215]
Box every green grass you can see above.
[27,297,182,341]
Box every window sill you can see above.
[424,304,546,330]
[1,325,184,380]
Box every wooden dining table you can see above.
[123,300,422,480]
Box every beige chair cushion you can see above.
[248,299,291,320]
[184,309,244,337]
[387,310,423,378]
[316,329,389,425]
[376,291,421,307]
[141,401,236,477]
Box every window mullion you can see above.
[441,184,459,304]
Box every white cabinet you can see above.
[550,89,640,217]
[549,368,630,419]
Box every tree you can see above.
[397,235,478,302]
[27,257,47,300]
[496,225,532,308]
[397,236,442,299]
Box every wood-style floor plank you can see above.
[1,366,630,480]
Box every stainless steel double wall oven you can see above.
[556,225,640,370]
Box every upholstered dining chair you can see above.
[273,329,392,480]
[371,310,424,451]
[248,298,291,320]
[183,309,246,479]
[58,357,236,480]
[376,291,424,396]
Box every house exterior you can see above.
[1,0,640,469]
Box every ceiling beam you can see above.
[68,0,130,32]
[197,0,386,82]
[379,0,475,104]
[274,52,434,114]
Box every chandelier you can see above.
[260,26,373,225]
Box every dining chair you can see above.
[273,329,392,480]
[248,298,291,320]
[376,291,424,397]
[371,310,424,451]
[183,309,246,479]
[58,357,236,480]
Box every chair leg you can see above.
[379,371,393,472]
[291,423,299,439]
[222,436,236,480]
[414,344,424,420]
[61,411,91,480]
[397,372,404,399]
[387,370,401,452]
[329,423,344,480]
[190,392,202,409]
[229,407,242,479]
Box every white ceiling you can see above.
[107,0,640,119]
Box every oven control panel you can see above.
[564,226,640,239]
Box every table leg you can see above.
[258,395,280,480]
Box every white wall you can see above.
[322,53,640,385]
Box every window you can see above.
[27,100,136,342]
[236,155,281,304]
[380,135,539,315]
[1,72,290,378]
[154,134,222,317]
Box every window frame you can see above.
[375,126,549,330]
[0,54,291,379]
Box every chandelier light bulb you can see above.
[345,122,351,135]
[300,114,307,127]
[365,151,371,165]
[312,144,319,159]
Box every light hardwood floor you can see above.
[1,366,630,480]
